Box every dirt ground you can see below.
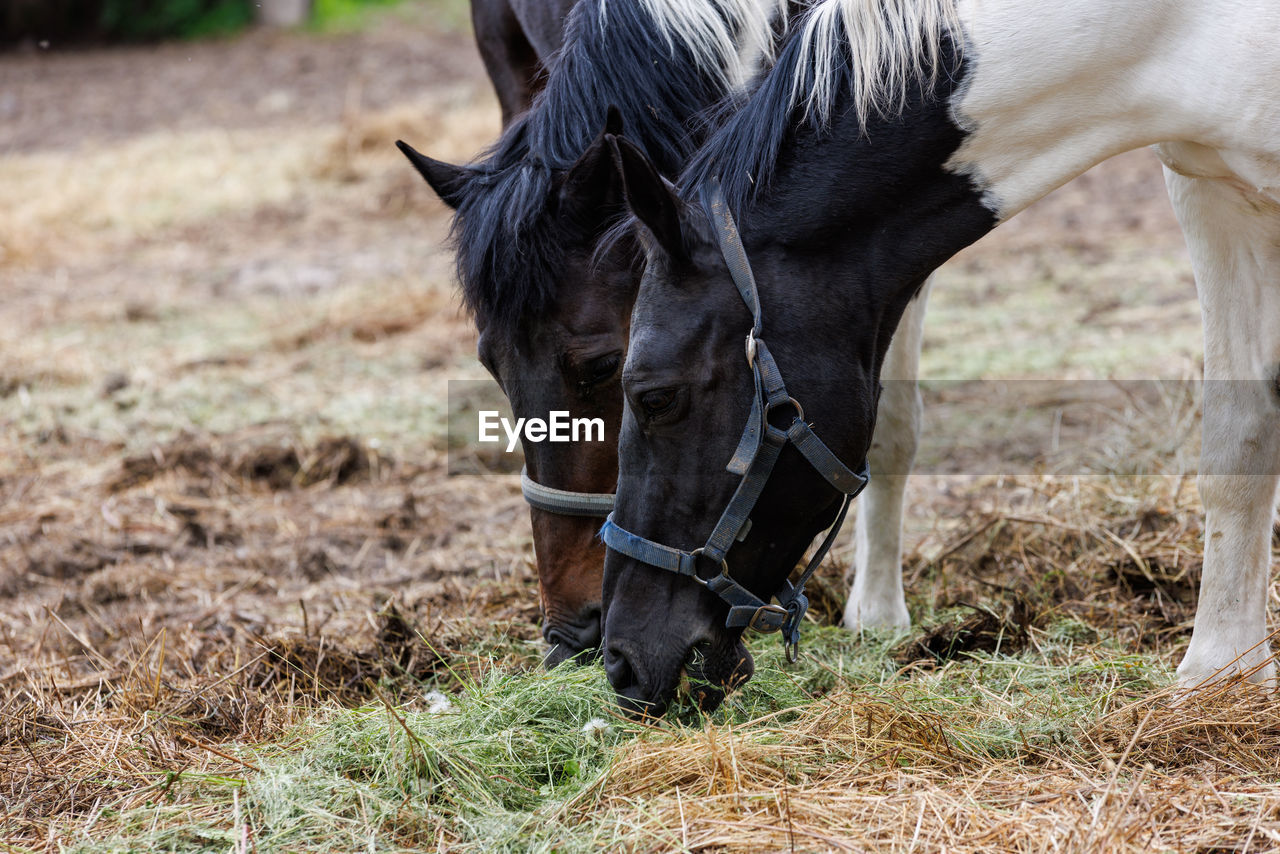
[1,6,1271,849]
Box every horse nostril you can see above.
[603,644,636,691]
[604,645,667,718]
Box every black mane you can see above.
[451,0,749,332]
[679,28,809,216]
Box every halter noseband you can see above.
[520,466,615,518]
[600,178,870,662]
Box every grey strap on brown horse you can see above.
[520,466,615,517]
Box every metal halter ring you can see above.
[765,396,804,423]
[745,332,759,366]
[689,547,730,586]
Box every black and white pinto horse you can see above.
[601,0,1280,714]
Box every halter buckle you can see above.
[688,547,730,587]
[746,603,789,633]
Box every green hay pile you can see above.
[64,624,1181,853]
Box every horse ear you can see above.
[557,109,627,226]
[607,134,684,259]
[395,140,470,210]
[604,104,624,137]
[559,131,621,222]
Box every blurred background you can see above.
[1,0,427,43]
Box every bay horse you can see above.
[600,0,1280,715]
[398,0,792,665]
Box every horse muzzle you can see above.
[542,606,603,668]
[604,632,753,717]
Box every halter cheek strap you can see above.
[601,178,870,662]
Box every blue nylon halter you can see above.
[601,178,870,662]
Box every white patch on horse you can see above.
[948,0,1280,219]
[942,0,1280,689]
[603,0,786,92]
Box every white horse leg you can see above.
[843,276,932,630]
[1163,167,1280,689]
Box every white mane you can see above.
[608,0,789,92]
[791,0,961,126]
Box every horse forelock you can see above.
[448,141,562,333]
[682,0,961,215]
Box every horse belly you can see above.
[1155,142,1280,212]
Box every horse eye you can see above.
[582,353,621,387]
[639,388,677,417]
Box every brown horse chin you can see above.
[544,645,602,668]
[542,609,603,668]
[530,512,607,669]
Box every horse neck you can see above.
[739,43,996,370]
[739,0,1277,366]
[951,0,1273,219]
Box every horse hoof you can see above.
[842,597,911,632]
[1175,641,1278,694]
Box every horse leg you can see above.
[470,0,545,127]
[843,276,932,630]
[1164,167,1280,689]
